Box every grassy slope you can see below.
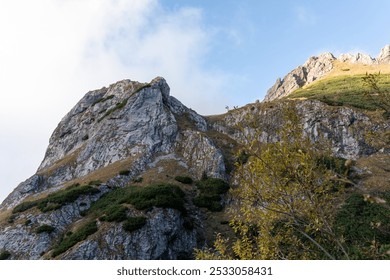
[289,61,390,110]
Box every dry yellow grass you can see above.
[355,154,390,192]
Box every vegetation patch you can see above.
[52,221,98,258]
[0,250,11,260]
[334,192,390,259]
[92,94,115,106]
[133,83,151,94]
[121,184,186,213]
[123,217,147,232]
[174,176,193,184]
[290,74,390,111]
[12,184,100,214]
[119,170,131,176]
[36,224,55,234]
[193,178,230,212]
[98,99,128,122]
[99,205,128,222]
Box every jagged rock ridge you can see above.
[264,45,390,101]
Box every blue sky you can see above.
[1,0,389,202]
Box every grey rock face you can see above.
[338,52,374,65]
[264,53,335,101]
[377,45,390,63]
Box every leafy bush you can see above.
[0,251,11,260]
[37,185,100,212]
[175,176,193,184]
[121,184,186,213]
[52,221,98,257]
[88,180,102,186]
[123,217,147,232]
[36,224,55,234]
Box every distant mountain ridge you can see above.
[264,45,390,101]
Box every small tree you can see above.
[196,104,349,259]
[362,72,390,117]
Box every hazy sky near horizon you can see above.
[1,0,390,202]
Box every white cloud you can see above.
[0,0,230,202]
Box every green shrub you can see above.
[196,178,229,195]
[175,176,193,184]
[193,178,229,212]
[52,221,98,257]
[13,185,100,214]
[193,194,223,212]
[92,94,114,106]
[122,184,186,213]
[123,217,147,232]
[119,170,131,176]
[99,205,128,222]
[133,84,151,94]
[0,251,11,260]
[13,200,38,214]
[334,192,390,259]
[38,185,100,212]
[36,224,55,234]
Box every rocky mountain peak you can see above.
[378,44,390,63]
[264,45,390,101]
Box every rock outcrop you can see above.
[1,66,389,259]
[264,45,390,101]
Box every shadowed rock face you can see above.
[1,70,389,259]
[264,45,390,101]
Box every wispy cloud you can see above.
[294,6,318,25]
[0,0,230,201]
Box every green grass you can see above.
[290,74,390,110]
[36,224,55,234]
[12,185,100,214]
[123,217,147,232]
[52,221,98,257]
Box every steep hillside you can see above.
[1,49,390,259]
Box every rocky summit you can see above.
[264,45,390,101]
[1,47,390,260]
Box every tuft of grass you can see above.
[12,200,38,214]
[123,217,147,232]
[133,83,151,94]
[290,74,390,110]
[92,95,114,106]
[98,205,128,222]
[98,99,128,122]
[52,221,98,257]
[174,176,193,184]
[36,224,55,234]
